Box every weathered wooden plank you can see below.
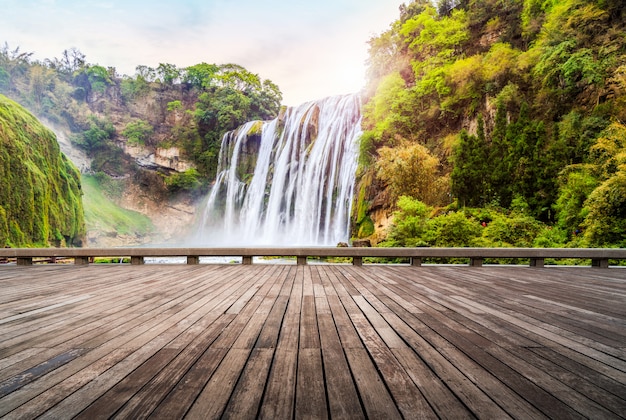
[258,267,301,419]
[113,314,237,419]
[358,268,534,419]
[344,347,402,419]
[148,347,229,419]
[296,348,328,419]
[185,348,251,419]
[316,295,365,419]
[2,266,256,418]
[221,348,275,419]
[1,263,625,419]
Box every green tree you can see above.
[451,116,489,206]
[383,196,433,247]
[183,63,219,89]
[165,168,201,192]
[72,115,115,151]
[489,99,512,206]
[156,63,181,85]
[376,141,449,206]
[122,119,153,146]
[581,121,626,246]
[425,210,481,247]
[554,167,597,234]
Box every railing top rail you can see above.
[1,246,625,259]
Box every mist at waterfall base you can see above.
[189,94,362,247]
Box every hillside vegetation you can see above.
[0,94,85,247]
[0,45,283,245]
[358,0,626,249]
[0,47,282,187]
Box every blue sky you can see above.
[1,0,406,105]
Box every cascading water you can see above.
[195,94,362,246]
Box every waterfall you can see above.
[196,94,362,246]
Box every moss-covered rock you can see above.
[0,94,85,247]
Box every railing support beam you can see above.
[530,258,544,268]
[470,257,483,267]
[592,258,609,269]
[131,256,144,265]
[17,257,32,266]
[74,257,90,265]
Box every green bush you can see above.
[425,211,481,247]
[165,169,201,192]
[122,119,153,146]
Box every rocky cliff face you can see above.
[0,94,85,247]
[42,86,200,248]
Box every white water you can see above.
[195,94,362,246]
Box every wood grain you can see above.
[0,264,624,418]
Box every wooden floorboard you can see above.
[0,264,625,419]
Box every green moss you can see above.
[357,217,375,237]
[246,120,264,136]
[82,175,154,236]
[0,94,85,247]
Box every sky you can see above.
[1,0,407,106]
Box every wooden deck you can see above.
[0,263,625,419]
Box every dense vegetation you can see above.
[81,174,154,239]
[0,94,85,247]
[0,45,282,187]
[358,0,626,249]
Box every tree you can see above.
[384,196,433,247]
[45,48,85,76]
[156,63,181,85]
[581,122,626,246]
[183,63,219,89]
[0,43,33,92]
[376,141,449,206]
[451,116,489,206]
[122,119,153,146]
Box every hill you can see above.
[0,48,282,245]
[0,94,85,247]
[356,0,626,248]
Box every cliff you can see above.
[0,94,85,247]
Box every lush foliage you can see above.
[122,119,153,146]
[0,44,283,183]
[0,94,85,247]
[358,0,626,248]
[164,168,201,192]
[81,175,153,237]
[383,196,565,250]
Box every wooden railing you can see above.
[1,247,625,268]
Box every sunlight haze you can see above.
[1,0,406,105]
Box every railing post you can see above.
[74,257,90,265]
[353,256,363,267]
[530,258,544,268]
[297,256,307,266]
[17,257,33,266]
[187,256,200,265]
[469,257,483,267]
[242,256,253,265]
[131,256,144,265]
[411,257,422,267]
[592,258,609,269]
